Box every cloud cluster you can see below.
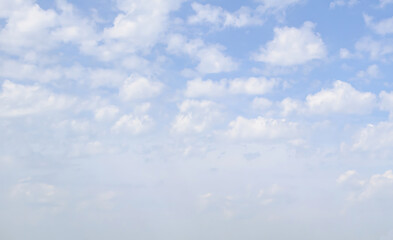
[184,77,278,98]
[0,80,75,117]
[167,34,238,74]
[172,100,221,133]
[364,14,393,35]
[278,80,376,116]
[253,22,327,66]
[338,170,393,201]
[188,2,263,28]
[119,75,163,101]
[227,116,298,140]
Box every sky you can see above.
[1,0,393,239]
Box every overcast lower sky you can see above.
[1,0,393,239]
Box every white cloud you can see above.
[172,100,221,133]
[0,58,62,83]
[94,105,119,121]
[329,0,358,9]
[185,78,227,98]
[196,46,239,74]
[305,80,376,115]
[83,0,185,61]
[0,0,34,18]
[227,116,298,140]
[89,68,127,88]
[338,170,393,202]
[10,179,65,211]
[351,122,393,151]
[184,77,277,98]
[364,14,393,35]
[0,80,75,117]
[350,170,393,201]
[278,81,376,116]
[0,0,96,57]
[0,3,58,54]
[0,0,185,60]
[51,0,98,45]
[253,22,327,66]
[252,97,273,111]
[188,2,262,28]
[356,64,380,80]
[56,119,91,133]
[380,91,393,119]
[119,74,163,101]
[167,34,238,74]
[355,37,393,60]
[228,77,277,95]
[280,97,303,116]
[167,34,203,56]
[121,55,151,72]
[112,114,153,134]
[337,170,357,184]
[339,48,353,59]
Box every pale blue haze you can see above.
[1,0,393,239]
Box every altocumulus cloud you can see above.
[1,1,393,240]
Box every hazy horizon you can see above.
[1,0,393,239]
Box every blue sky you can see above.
[1,0,393,239]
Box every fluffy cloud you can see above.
[89,68,128,88]
[0,0,185,61]
[94,105,120,121]
[351,122,393,151]
[184,77,277,97]
[380,91,393,118]
[83,0,186,60]
[188,2,262,28]
[339,48,353,59]
[279,97,303,116]
[51,0,98,45]
[364,14,393,35]
[167,34,238,74]
[252,97,273,111]
[357,170,393,200]
[336,170,358,184]
[0,0,97,56]
[356,64,380,80]
[196,47,239,74]
[339,170,393,201]
[0,58,63,83]
[355,37,393,60]
[119,75,163,101]
[305,80,376,115]
[253,22,327,66]
[112,114,153,134]
[278,81,376,116]
[227,116,298,140]
[0,0,34,18]
[0,2,58,54]
[228,77,277,95]
[172,100,221,133]
[188,0,302,30]
[185,78,227,98]
[0,80,75,117]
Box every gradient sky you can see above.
[1,0,393,239]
